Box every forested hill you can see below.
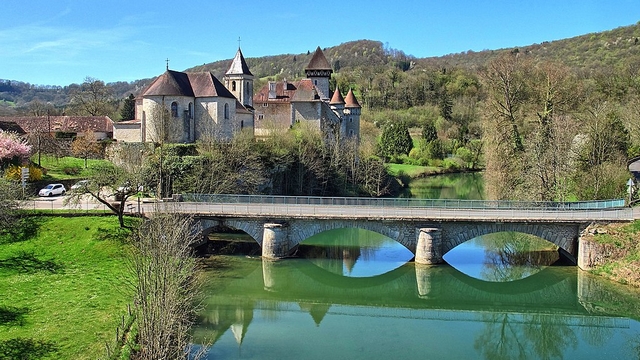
[2,22,640,114]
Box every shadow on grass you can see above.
[93,225,133,244]
[0,306,29,327]
[0,217,41,245]
[0,337,57,359]
[0,250,62,274]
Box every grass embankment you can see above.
[36,155,112,181]
[386,163,441,178]
[0,216,133,359]
[588,220,640,287]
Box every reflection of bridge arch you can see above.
[439,222,585,260]
[195,217,594,268]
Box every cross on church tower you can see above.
[237,37,241,49]
[165,58,170,70]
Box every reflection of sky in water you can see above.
[343,242,413,277]
[443,238,489,279]
[302,228,414,278]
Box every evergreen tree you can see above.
[379,122,413,158]
[120,94,135,120]
[421,121,438,142]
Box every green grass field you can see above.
[0,216,133,359]
[386,163,441,178]
[35,155,113,181]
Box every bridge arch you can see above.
[440,222,582,259]
[198,218,265,246]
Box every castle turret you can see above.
[305,46,332,100]
[329,87,345,118]
[225,47,254,108]
[344,89,361,139]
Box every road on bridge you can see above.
[24,196,639,223]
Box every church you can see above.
[113,46,360,144]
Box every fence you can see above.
[183,194,626,211]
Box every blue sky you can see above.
[2,0,639,86]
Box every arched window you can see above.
[171,102,178,117]
[240,120,244,129]
[188,102,193,119]
[224,103,229,119]
[232,81,236,91]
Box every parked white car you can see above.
[70,180,90,190]
[38,183,66,197]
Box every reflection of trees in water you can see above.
[404,172,485,199]
[474,312,623,360]
[474,313,577,360]
[478,232,559,282]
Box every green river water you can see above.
[191,173,640,360]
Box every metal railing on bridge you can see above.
[183,194,626,211]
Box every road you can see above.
[24,195,638,223]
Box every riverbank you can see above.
[0,216,133,359]
[583,220,640,287]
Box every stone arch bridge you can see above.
[161,195,633,270]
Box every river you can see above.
[191,173,640,359]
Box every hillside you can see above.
[2,22,640,114]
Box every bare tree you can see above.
[0,179,23,236]
[64,163,142,228]
[68,77,117,117]
[128,209,203,360]
[71,132,103,168]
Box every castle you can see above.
[112,46,360,144]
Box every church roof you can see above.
[226,48,253,76]
[143,70,194,97]
[305,46,332,71]
[142,70,235,99]
[187,72,236,98]
[344,89,361,108]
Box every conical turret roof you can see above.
[226,48,253,76]
[344,89,361,108]
[329,87,345,105]
[305,46,332,71]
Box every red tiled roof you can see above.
[344,89,361,108]
[0,121,26,134]
[305,46,332,71]
[0,116,114,133]
[142,70,235,99]
[329,88,345,105]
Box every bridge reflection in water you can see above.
[193,257,634,360]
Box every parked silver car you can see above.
[38,183,66,197]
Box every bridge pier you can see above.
[262,223,291,259]
[415,228,444,265]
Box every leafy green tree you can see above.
[120,94,135,120]
[379,122,413,159]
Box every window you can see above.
[349,117,353,123]
[262,103,268,107]
[171,102,178,117]
[232,81,236,92]
[188,103,193,119]
[241,120,244,129]
[258,114,264,120]
[224,103,229,119]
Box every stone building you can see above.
[113,46,361,144]
[253,46,361,141]
[113,48,254,143]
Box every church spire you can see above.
[226,47,253,76]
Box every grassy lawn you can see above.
[0,216,133,359]
[35,155,113,181]
[386,163,441,178]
